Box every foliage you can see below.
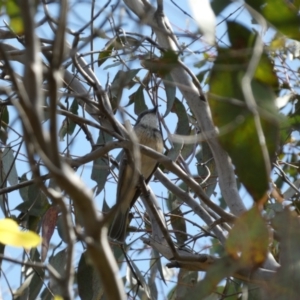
[0,0,299,299]
[0,218,41,247]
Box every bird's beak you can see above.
[152,105,159,113]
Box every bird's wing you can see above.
[116,151,138,212]
[129,160,159,208]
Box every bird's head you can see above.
[136,106,159,129]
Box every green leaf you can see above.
[128,85,148,115]
[209,237,226,257]
[18,173,29,202]
[151,248,166,285]
[254,55,278,88]
[58,98,78,140]
[176,270,199,300]
[191,256,241,299]
[131,260,152,299]
[103,61,122,70]
[196,69,209,85]
[171,98,190,136]
[0,106,9,144]
[110,69,141,109]
[69,98,78,132]
[98,35,140,67]
[2,146,18,186]
[148,275,158,300]
[209,21,279,201]
[227,20,256,50]
[167,142,183,162]
[111,242,125,269]
[77,251,103,300]
[6,0,24,34]
[246,0,300,40]
[170,206,187,245]
[210,0,231,16]
[14,201,50,217]
[181,140,195,160]
[266,208,300,298]
[196,142,217,198]
[14,249,44,300]
[15,180,49,217]
[49,249,67,274]
[168,98,190,161]
[98,43,114,67]
[162,73,176,117]
[24,183,49,215]
[102,196,110,213]
[166,181,187,211]
[226,207,269,267]
[91,131,112,195]
[0,242,5,271]
[56,214,68,243]
[194,59,207,69]
[16,181,50,232]
[140,50,179,77]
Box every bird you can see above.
[109,106,164,243]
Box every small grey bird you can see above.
[109,106,164,242]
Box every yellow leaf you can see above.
[0,218,41,248]
[54,296,63,300]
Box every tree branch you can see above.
[123,0,246,216]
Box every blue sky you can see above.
[0,0,298,298]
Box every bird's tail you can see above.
[109,209,130,243]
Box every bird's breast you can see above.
[135,126,163,178]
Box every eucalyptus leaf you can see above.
[77,251,103,300]
[2,147,18,186]
[209,21,279,201]
[128,85,148,115]
[163,73,176,117]
[91,131,112,195]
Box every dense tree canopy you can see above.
[0,0,300,299]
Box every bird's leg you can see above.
[138,175,151,197]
